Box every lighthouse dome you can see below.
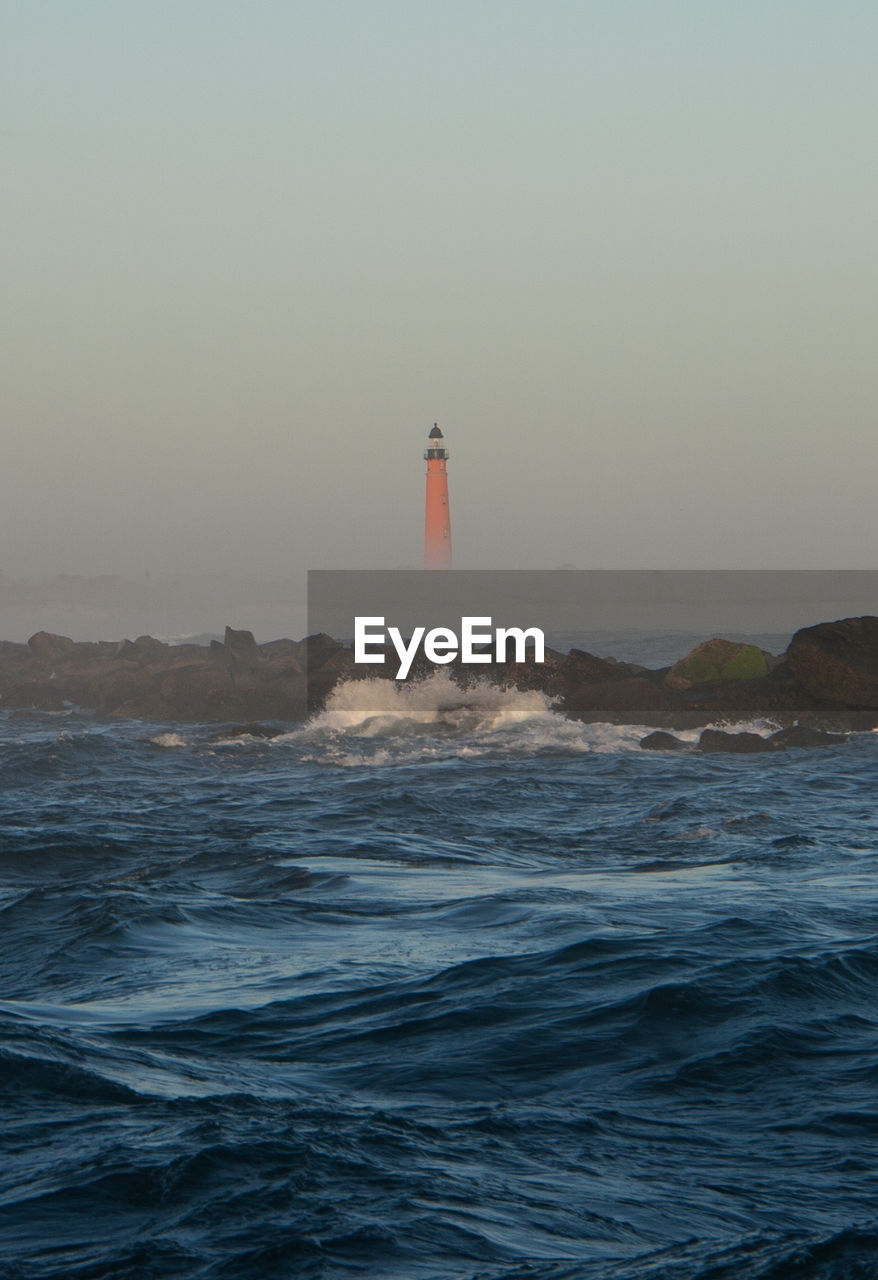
[428,425,443,439]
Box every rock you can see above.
[304,635,358,713]
[259,638,301,658]
[786,617,878,708]
[115,635,168,661]
[0,629,311,722]
[3,681,69,711]
[561,649,648,683]
[640,731,688,751]
[665,638,768,691]
[698,728,778,753]
[27,631,76,659]
[224,626,257,652]
[483,645,566,693]
[303,633,345,665]
[221,667,306,720]
[767,725,847,749]
[261,657,305,690]
[78,664,164,715]
[562,677,673,722]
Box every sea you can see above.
[3,631,878,1280]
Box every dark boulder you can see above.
[640,731,688,751]
[115,635,168,661]
[786,617,878,708]
[561,649,649,684]
[27,631,76,659]
[224,626,257,652]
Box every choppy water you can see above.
[3,670,878,1279]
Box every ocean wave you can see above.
[285,672,657,764]
[150,731,188,748]
[3,704,878,1279]
[481,1226,878,1279]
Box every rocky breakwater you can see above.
[299,617,878,738]
[3,615,878,732]
[318,619,878,738]
[552,621,878,733]
[0,628,309,722]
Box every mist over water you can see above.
[0,572,307,644]
[5,2,878,576]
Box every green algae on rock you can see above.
[665,638,769,690]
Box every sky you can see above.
[3,0,878,588]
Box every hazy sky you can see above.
[4,1,877,579]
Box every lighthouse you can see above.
[424,423,452,570]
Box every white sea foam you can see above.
[287,671,654,764]
[210,733,268,747]
[265,675,792,767]
[150,732,188,748]
[309,670,554,735]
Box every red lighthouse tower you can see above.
[424,423,452,570]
